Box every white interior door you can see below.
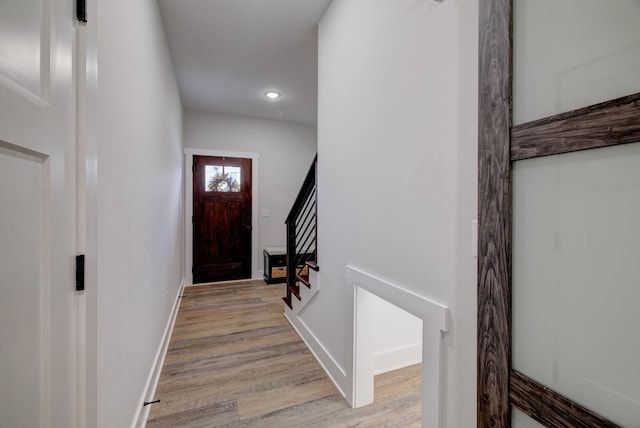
[0,0,78,426]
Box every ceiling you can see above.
[157,0,333,125]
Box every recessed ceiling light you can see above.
[265,91,281,100]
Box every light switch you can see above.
[261,208,270,217]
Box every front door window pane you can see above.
[205,165,241,192]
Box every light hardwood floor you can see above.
[146,280,421,427]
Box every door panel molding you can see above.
[0,143,49,428]
[184,148,259,284]
[0,0,50,100]
[478,0,637,426]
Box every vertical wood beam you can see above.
[477,0,512,426]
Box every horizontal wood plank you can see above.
[288,284,301,300]
[510,370,620,428]
[305,261,319,271]
[511,92,640,161]
[297,274,310,287]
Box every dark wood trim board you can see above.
[512,92,640,161]
[510,371,618,428]
[477,0,512,426]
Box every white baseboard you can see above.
[374,342,422,375]
[284,311,348,399]
[283,269,347,398]
[132,278,186,428]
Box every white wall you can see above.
[95,1,183,426]
[306,0,478,426]
[183,110,317,274]
[371,296,422,375]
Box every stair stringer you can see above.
[283,268,350,401]
[289,268,319,316]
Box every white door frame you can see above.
[184,148,260,284]
[347,265,450,428]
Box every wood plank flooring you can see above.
[146,280,421,427]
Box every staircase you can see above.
[283,155,319,309]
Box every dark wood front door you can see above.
[193,155,252,283]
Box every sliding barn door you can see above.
[478,0,640,426]
[0,0,78,426]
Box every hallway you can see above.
[146,280,421,427]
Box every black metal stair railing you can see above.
[283,155,317,308]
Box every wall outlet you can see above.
[261,208,270,217]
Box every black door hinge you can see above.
[76,254,85,291]
[76,0,87,23]
[191,266,195,274]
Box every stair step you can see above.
[288,284,301,300]
[305,261,319,271]
[297,274,310,288]
[282,296,292,309]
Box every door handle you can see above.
[245,225,252,231]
